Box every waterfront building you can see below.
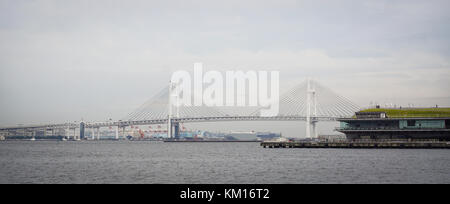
[337,108,450,140]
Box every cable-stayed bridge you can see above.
[0,79,360,140]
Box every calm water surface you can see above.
[0,140,449,183]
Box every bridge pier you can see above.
[96,127,100,140]
[174,122,180,139]
[73,128,79,140]
[312,121,318,138]
[30,129,36,140]
[91,128,95,140]
[65,127,70,139]
[167,122,180,139]
[115,126,119,140]
[80,122,85,140]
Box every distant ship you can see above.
[225,132,258,141]
[224,131,281,141]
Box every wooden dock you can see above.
[261,141,450,149]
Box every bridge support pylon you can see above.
[167,81,182,139]
[312,121,318,138]
[74,128,79,141]
[306,78,318,139]
[31,130,36,141]
[80,122,85,140]
[173,122,180,139]
[167,122,180,139]
[115,126,119,140]
[96,127,100,140]
[91,128,95,140]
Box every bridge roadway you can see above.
[0,115,340,131]
[110,115,338,128]
[0,123,78,131]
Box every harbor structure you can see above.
[261,140,450,149]
[336,108,450,140]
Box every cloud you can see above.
[0,0,449,126]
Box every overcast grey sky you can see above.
[1,0,450,129]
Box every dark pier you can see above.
[261,140,450,149]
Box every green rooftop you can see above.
[359,108,450,118]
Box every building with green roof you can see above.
[337,107,450,140]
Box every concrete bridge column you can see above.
[66,128,70,139]
[122,126,126,139]
[312,121,318,138]
[79,122,85,140]
[74,128,79,140]
[115,126,119,140]
[96,127,100,140]
[173,122,180,139]
[305,78,318,139]
[91,128,95,140]
[168,120,172,139]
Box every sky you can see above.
[0,0,449,136]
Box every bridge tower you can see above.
[167,81,182,139]
[306,78,318,139]
[168,81,173,138]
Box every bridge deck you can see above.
[0,116,341,130]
